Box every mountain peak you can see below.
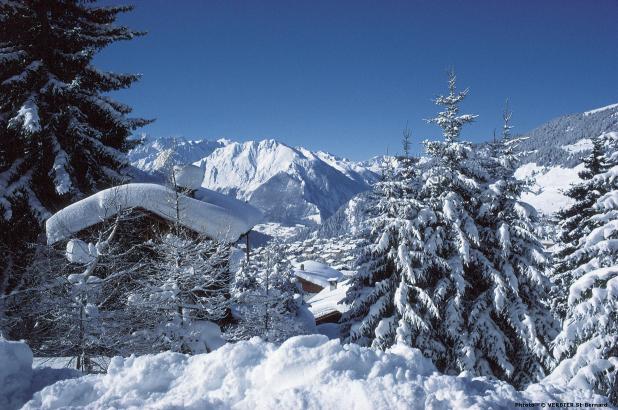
[129,137,378,226]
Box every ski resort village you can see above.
[0,1,617,409]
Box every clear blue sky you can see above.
[95,0,618,160]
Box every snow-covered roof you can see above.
[307,278,351,319]
[46,183,263,245]
[293,260,343,289]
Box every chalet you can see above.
[293,260,344,294]
[306,277,351,326]
[46,165,263,250]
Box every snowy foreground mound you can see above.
[19,335,608,410]
[0,338,79,410]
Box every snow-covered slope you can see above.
[584,103,618,117]
[514,163,585,215]
[514,131,618,216]
[516,102,618,168]
[509,104,618,216]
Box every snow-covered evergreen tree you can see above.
[553,136,610,317]
[228,242,312,343]
[475,103,558,387]
[550,140,618,400]
[0,0,150,290]
[355,72,555,387]
[341,131,425,349]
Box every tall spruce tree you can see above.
[406,72,554,387]
[341,130,425,349]
[550,137,618,400]
[476,102,558,387]
[414,71,499,377]
[552,136,610,317]
[0,1,150,290]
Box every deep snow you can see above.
[11,335,609,410]
[0,338,79,410]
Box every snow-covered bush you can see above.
[128,232,232,354]
[228,242,314,343]
[21,335,608,410]
[2,231,139,372]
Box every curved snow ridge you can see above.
[46,183,263,245]
[583,103,618,117]
[24,335,604,410]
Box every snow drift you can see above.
[0,338,79,410]
[23,335,607,409]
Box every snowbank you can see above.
[46,183,262,245]
[0,338,33,409]
[24,335,607,409]
[0,338,78,410]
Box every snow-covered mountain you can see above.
[129,138,379,226]
[516,103,618,167]
[511,103,618,215]
[129,103,618,230]
[128,137,228,173]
